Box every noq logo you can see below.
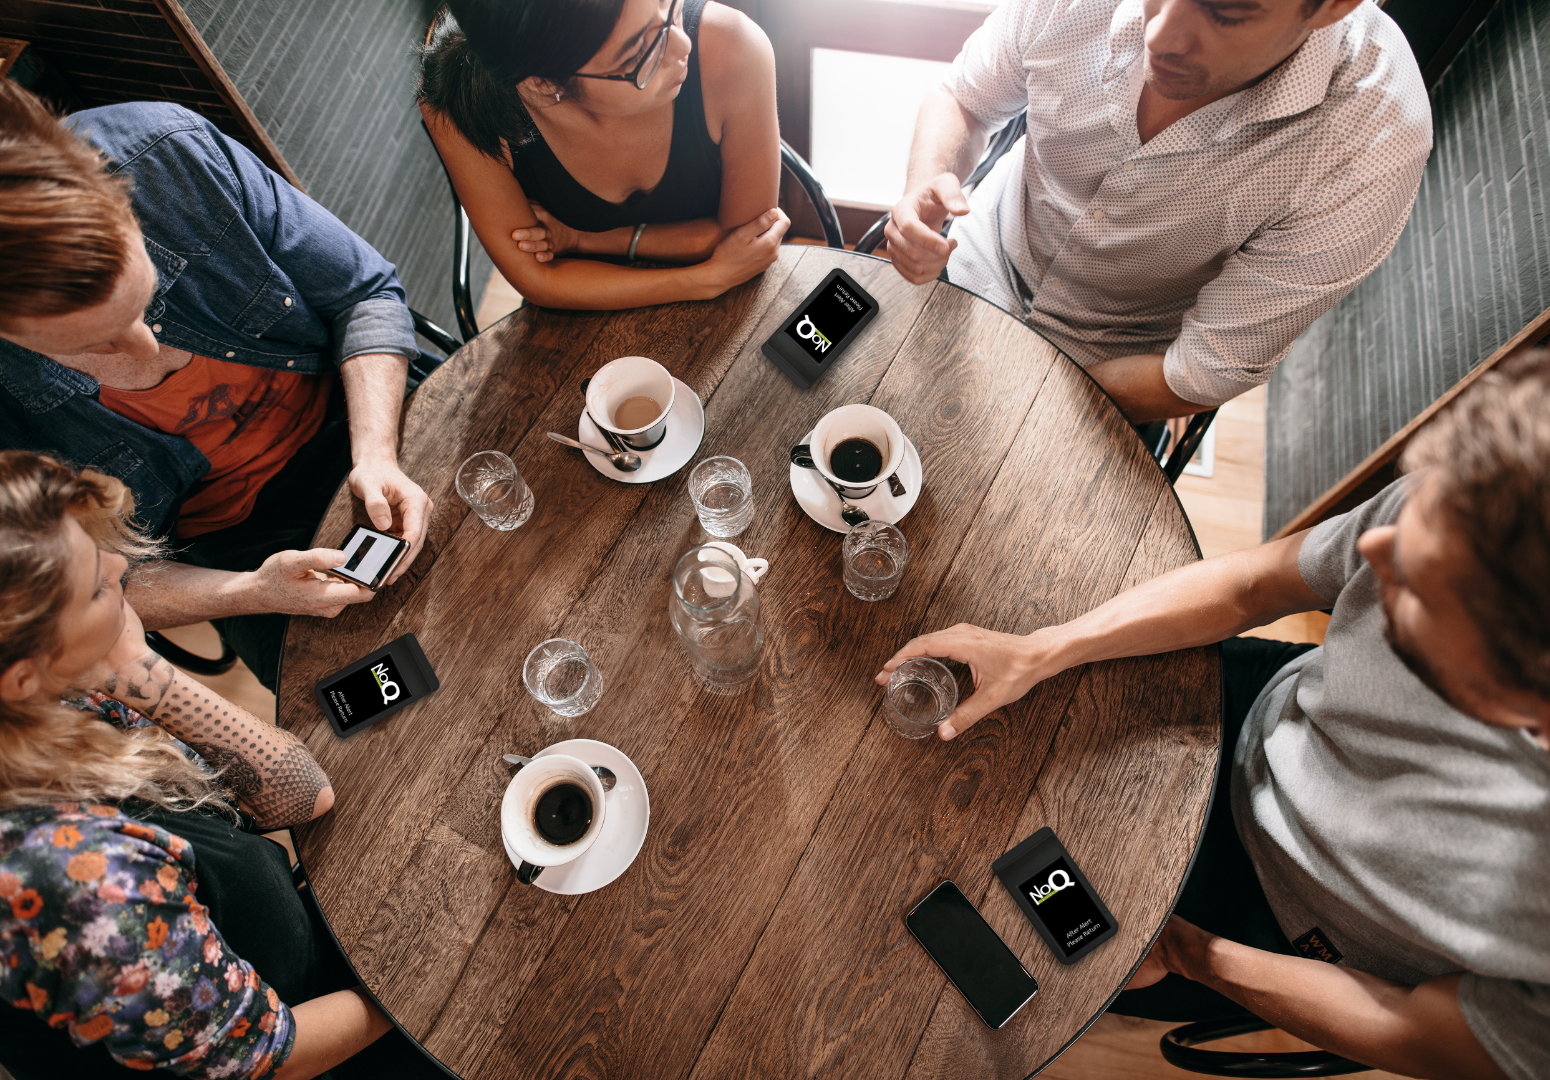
[1030,869,1073,906]
[795,315,833,352]
[370,661,401,705]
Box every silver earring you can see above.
[554,90,563,103]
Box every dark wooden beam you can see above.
[1271,303,1550,539]
[150,0,303,191]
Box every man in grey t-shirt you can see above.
[877,350,1550,1078]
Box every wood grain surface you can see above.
[277,247,1219,1080]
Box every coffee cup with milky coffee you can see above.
[586,356,676,452]
[806,404,907,499]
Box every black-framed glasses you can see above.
[573,0,682,91]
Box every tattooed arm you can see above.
[87,609,335,830]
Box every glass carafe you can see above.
[669,546,763,693]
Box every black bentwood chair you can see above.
[1161,1017,1371,1077]
[854,111,1214,485]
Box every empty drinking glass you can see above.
[843,521,908,601]
[523,638,604,718]
[884,658,958,739]
[457,450,534,531]
[688,456,754,538]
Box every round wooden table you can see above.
[278,247,1219,1080]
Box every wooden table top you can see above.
[277,246,1219,1080]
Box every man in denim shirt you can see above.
[0,81,433,689]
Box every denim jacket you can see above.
[0,102,418,537]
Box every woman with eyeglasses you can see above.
[420,0,787,311]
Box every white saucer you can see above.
[578,376,704,484]
[789,429,923,533]
[500,739,649,895]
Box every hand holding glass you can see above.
[883,658,958,739]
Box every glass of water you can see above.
[843,520,908,601]
[522,638,604,718]
[884,658,958,739]
[688,456,754,538]
[456,450,534,531]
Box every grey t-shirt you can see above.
[1232,477,1550,1079]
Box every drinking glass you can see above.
[456,450,534,531]
[883,658,958,739]
[669,546,763,693]
[522,638,604,718]
[843,521,908,601]
[688,456,755,538]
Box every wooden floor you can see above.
[138,263,1373,1079]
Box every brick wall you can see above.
[1264,0,1550,535]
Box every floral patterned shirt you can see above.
[0,699,295,1077]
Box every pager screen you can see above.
[1019,856,1112,959]
[783,276,874,363]
[318,652,412,731]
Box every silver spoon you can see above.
[787,444,869,527]
[547,431,642,472]
[503,753,617,791]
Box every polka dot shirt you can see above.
[943,0,1432,407]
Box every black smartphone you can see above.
[993,828,1119,964]
[760,268,880,389]
[905,879,1039,1029]
[313,633,440,738]
[326,525,409,591]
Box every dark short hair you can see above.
[1402,348,1550,701]
[419,0,628,161]
[0,80,136,328]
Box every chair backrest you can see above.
[781,139,844,249]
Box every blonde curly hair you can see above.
[0,451,222,812]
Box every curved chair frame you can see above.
[1161,1017,1371,1077]
[781,138,845,249]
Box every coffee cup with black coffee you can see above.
[501,754,609,884]
[796,404,908,500]
[585,356,676,452]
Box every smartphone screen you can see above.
[331,526,407,589]
[906,880,1038,1029]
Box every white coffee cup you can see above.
[586,356,675,451]
[809,404,907,499]
[696,542,768,597]
[500,754,608,873]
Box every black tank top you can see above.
[510,0,722,233]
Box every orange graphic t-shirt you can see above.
[99,356,333,538]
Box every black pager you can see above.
[326,525,409,591]
[760,268,879,389]
[993,827,1119,964]
[314,633,439,738]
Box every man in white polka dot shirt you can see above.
[886,0,1432,423]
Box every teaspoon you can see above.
[503,753,617,791]
[547,431,642,472]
